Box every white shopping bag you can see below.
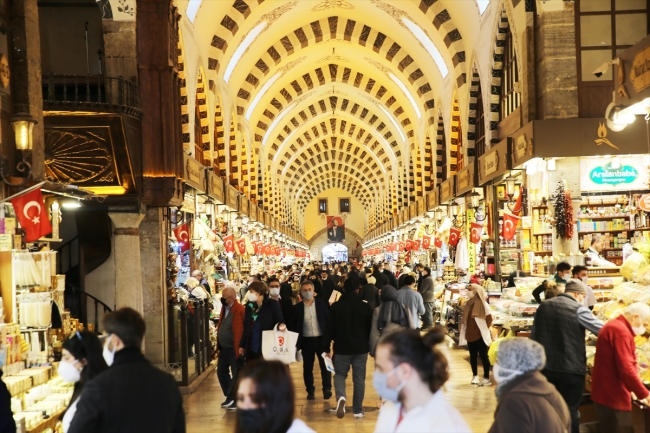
[262,324,298,364]
[322,355,335,374]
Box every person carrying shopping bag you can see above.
[460,284,493,386]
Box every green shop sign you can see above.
[589,163,638,185]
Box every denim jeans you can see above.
[333,353,368,414]
[422,302,435,329]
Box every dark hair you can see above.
[248,281,269,298]
[62,331,108,408]
[250,274,261,282]
[572,265,587,277]
[397,273,408,289]
[423,267,432,274]
[234,359,294,433]
[402,274,416,286]
[373,263,381,272]
[343,276,360,293]
[415,263,424,270]
[102,307,146,348]
[267,277,281,286]
[379,327,448,393]
[557,262,572,272]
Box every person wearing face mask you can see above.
[460,284,493,386]
[68,308,185,433]
[59,331,108,432]
[235,359,315,433]
[532,261,572,303]
[291,280,331,400]
[216,287,246,409]
[571,265,596,310]
[239,281,286,361]
[488,338,570,433]
[268,277,293,327]
[319,270,336,306]
[372,327,471,433]
[531,279,604,433]
[591,302,650,433]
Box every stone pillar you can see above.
[108,212,145,312]
[139,207,167,364]
[548,157,581,256]
[102,20,137,82]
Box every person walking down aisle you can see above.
[531,279,604,433]
[460,284,493,386]
[320,269,337,305]
[369,286,412,357]
[373,327,471,433]
[592,302,650,433]
[372,263,389,291]
[292,280,331,401]
[396,275,424,329]
[240,281,286,361]
[360,272,381,310]
[322,277,373,419]
[269,278,293,327]
[216,287,245,409]
[59,331,108,432]
[488,338,570,433]
[418,267,435,330]
[235,359,316,433]
[68,308,185,433]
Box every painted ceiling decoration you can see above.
[179,0,522,237]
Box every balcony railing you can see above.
[42,74,142,118]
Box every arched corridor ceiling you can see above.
[183,0,503,237]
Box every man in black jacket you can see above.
[292,280,331,401]
[320,269,337,305]
[371,263,388,290]
[69,308,185,433]
[322,277,373,419]
[269,277,293,326]
[382,262,398,288]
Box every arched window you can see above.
[500,28,521,121]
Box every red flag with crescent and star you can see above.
[263,244,272,256]
[253,241,262,255]
[405,239,414,251]
[414,239,422,250]
[448,228,461,246]
[398,241,406,251]
[172,222,190,252]
[502,213,520,241]
[422,235,431,250]
[434,236,443,248]
[11,187,52,242]
[235,237,247,256]
[223,234,235,253]
[469,222,483,244]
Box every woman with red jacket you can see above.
[592,302,650,433]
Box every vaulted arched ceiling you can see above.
[184,0,501,238]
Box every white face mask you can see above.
[247,292,258,303]
[582,276,589,285]
[633,319,646,336]
[103,334,116,367]
[269,287,280,297]
[58,360,81,383]
[493,363,523,384]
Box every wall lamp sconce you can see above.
[469,191,487,222]
[0,116,36,186]
[504,173,522,212]
[450,200,464,228]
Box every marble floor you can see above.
[184,339,497,433]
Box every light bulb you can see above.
[547,159,556,171]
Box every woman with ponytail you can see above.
[372,327,471,433]
[60,331,109,432]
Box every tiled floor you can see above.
[184,339,497,433]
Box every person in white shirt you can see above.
[585,236,617,267]
[373,327,471,433]
[185,277,211,300]
[234,358,315,433]
[572,265,596,310]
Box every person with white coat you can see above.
[460,283,493,386]
[373,327,471,433]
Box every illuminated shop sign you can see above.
[580,157,647,191]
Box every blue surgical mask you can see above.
[372,365,406,402]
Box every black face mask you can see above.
[220,297,230,306]
[237,408,265,433]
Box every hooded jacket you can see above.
[488,371,570,433]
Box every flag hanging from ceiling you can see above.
[223,234,235,253]
[11,187,52,242]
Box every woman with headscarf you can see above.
[460,283,493,386]
[488,338,570,433]
[369,286,412,357]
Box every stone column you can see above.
[108,212,145,312]
[549,157,581,256]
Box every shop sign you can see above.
[484,151,500,177]
[580,157,647,191]
[440,177,455,203]
[240,198,250,217]
[0,54,9,89]
[427,189,438,210]
[639,194,650,212]
[209,173,224,203]
[226,186,239,209]
[515,135,530,160]
[183,154,205,192]
[631,45,650,93]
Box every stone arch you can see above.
[436,110,446,183]
[178,28,190,151]
[467,63,481,158]
[450,92,463,173]
[194,68,210,163]
[214,94,226,176]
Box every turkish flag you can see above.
[434,237,443,248]
[486,202,493,237]
[11,187,52,242]
[253,242,262,255]
[280,248,286,257]
[235,237,247,255]
[262,244,271,256]
[502,213,520,241]
[448,228,461,246]
[173,222,190,252]
[422,235,431,250]
[405,239,414,251]
[469,222,483,244]
[509,187,523,216]
[398,241,405,251]
[273,245,281,256]
[414,239,422,250]
[223,234,235,253]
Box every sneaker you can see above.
[354,412,365,418]
[307,392,315,400]
[221,399,235,408]
[227,404,238,411]
[336,397,346,419]
[323,390,332,399]
[479,378,492,386]
[471,376,480,385]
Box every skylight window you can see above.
[186,0,202,23]
[246,72,281,120]
[388,72,421,119]
[476,0,490,14]
[224,22,267,84]
[378,104,406,142]
[400,17,449,79]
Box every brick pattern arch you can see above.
[467,66,480,160]
[178,31,190,150]
[450,94,462,173]
[489,8,510,141]
[195,71,210,157]
[410,141,422,199]
[424,131,433,191]
[237,17,436,123]
[228,116,238,187]
[436,110,446,184]
[214,97,226,176]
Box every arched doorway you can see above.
[322,243,349,263]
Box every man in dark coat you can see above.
[320,269,337,305]
[360,274,381,310]
[382,262,398,288]
[419,267,436,329]
[268,277,293,326]
[69,308,185,433]
[371,263,389,290]
[292,280,331,400]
